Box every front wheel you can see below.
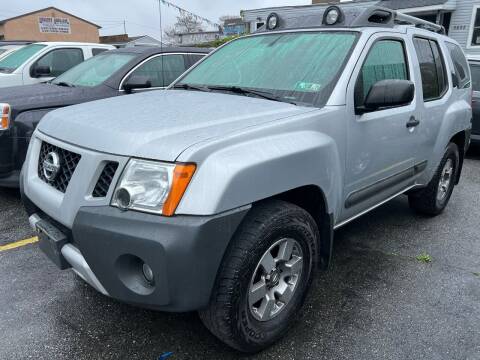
[408,143,459,216]
[199,200,319,353]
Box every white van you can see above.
[0,42,114,88]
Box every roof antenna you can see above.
[158,0,165,87]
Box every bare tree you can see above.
[164,13,205,43]
[176,13,203,33]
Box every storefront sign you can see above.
[38,17,71,34]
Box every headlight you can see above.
[0,103,11,131]
[111,159,196,216]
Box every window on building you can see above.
[413,38,448,101]
[130,54,186,88]
[446,42,471,89]
[471,7,480,46]
[355,39,408,107]
[35,48,84,77]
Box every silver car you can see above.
[21,6,472,353]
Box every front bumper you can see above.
[23,194,250,312]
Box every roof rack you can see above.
[394,11,445,34]
[350,7,445,34]
[256,6,446,35]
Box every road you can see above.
[1,148,479,360]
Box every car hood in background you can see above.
[38,90,313,161]
[0,83,107,114]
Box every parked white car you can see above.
[0,42,114,88]
[0,45,25,60]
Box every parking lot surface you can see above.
[1,149,479,360]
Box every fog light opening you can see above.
[142,263,155,285]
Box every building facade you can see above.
[174,31,221,46]
[242,0,480,55]
[223,18,248,36]
[0,7,100,43]
[100,34,165,48]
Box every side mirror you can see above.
[358,79,415,113]
[31,65,52,78]
[452,72,459,88]
[123,75,152,93]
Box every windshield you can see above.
[52,52,135,87]
[178,32,358,107]
[0,44,46,73]
[0,49,6,56]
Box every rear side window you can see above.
[130,54,186,87]
[446,42,471,89]
[355,39,408,106]
[470,63,480,91]
[413,38,448,101]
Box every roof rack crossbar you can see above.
[394,11,445,34]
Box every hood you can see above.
[0,83,103,114]
[38,90,313,161]
[0,72,23,88]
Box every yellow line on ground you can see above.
[0,236,39,252]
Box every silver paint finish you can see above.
[23,26,472,228]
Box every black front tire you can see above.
[408,143,459,216]
[199,200,319,353]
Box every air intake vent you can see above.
[92,162,119,198]
[38,142,81,193]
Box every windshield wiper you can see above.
[172,83,210,92]
[0,67,14,74]
[54,81,75,88]
[206,85,298,105]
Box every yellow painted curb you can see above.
[0,236,39,252]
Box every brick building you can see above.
[0,7,101,43]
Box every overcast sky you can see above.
[0,0,309,39]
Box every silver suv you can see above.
[21,6,472,353]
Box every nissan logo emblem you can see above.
[43,152,62,181]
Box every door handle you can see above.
[406,117,420,128]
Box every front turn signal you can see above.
[162,164,197,216]
[0,103,11,131]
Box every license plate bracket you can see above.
[36,219,71,270]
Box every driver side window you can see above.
[34,48,84,77]
[355,39,409,107]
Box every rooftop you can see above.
[0,7,101,29]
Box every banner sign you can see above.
[38,17,71,34]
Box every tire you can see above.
[408,142,459,216]
[199,200,319,353]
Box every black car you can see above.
[469,57,480,144]
[0,46,210,187]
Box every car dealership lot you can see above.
[1,150,479,360]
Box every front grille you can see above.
[92,162,119,198]
[38,142,81,193]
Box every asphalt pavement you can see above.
[1,148,479,360]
